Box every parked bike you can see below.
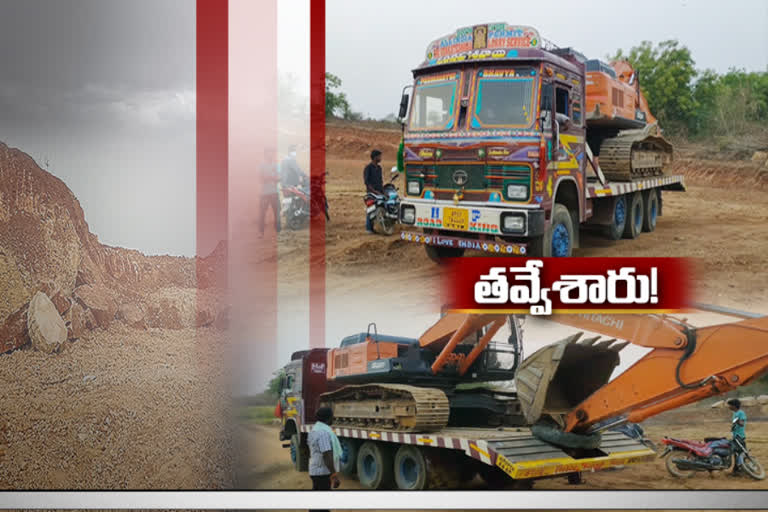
[660,435,765,480]
[282,172,329,230]
[364,167,400,235]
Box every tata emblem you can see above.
[473,25,487,49]
[452,169,469,186]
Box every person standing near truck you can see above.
[258,147,281,237]
[363,149,384,233]
[728,398,748,476]
[308,407,341,492]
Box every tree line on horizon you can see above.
[327,40,768,141]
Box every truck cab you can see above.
[397,24,586,259]
[396,23,683,259]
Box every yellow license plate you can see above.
[443,207,469,231]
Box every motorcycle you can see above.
[281,172,329,230]
[364,167,400,236]
[660,435,765,480]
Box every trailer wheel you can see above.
[642,190,659,233]
[605,195,627,240]
[339,437,359,477]
[393,445,428,490]
[357,441,394,489]
[290,433,309,472]
[529,203,574,257]
[478,465,512,489]
[531,421,602,450]
[622,192,644,239]
[425,245,465,263]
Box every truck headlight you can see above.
[505,184,528,200]
[501,213,526,233]
[407,180,421,195]
[401,205,416,224]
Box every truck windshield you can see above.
[472,70,536,128]
[409,79,458,131]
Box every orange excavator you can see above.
[517,306,768,437]
[320,306,768,448]
[583,59,673,181]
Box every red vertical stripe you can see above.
[309,0,326,349]
[196,0,228,264]
[196,0,228,368]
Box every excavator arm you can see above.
[516,309,768,434]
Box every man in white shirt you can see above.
[307,407,340,491]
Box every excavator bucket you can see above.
[515,333,625,425]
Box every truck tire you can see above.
[357,441,394,489]
[531,421,602,450]
[605,195,627,241]
[622,192,644,239]
[528,203,574,257]
[425,245,465,263]
[642,190,659,233]
[290,433,309,472]
[339,437,359,477]
[393,445,428,490]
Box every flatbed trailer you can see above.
[297,423,654,489]
[276,348,655,490]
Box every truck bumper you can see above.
[400,230,529,255]
[400,200,545,238]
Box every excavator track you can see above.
[320,384,450,432]
[598,125,673,182]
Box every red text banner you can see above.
[444,258,692,314]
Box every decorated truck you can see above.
[394,23,685,260]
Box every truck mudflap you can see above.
[399,231,528,256]
[299,424,655,480]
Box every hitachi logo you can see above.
[578,314,624,330]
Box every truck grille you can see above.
[485,165,531,189]
[407,164,531,191]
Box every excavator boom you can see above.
[516,310,768,434]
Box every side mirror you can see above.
[398,93,409,120]
[554,119,560,143]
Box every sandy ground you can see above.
[0,324,235,489]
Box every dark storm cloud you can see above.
[0,0,196,257]
[0,0,195,125]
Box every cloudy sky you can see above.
[0,0,309,258]
[327,0,768,119]
[0,0,197,256]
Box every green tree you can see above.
[611,40,697,135]
[326,72,350,118]
[267,370,284,395]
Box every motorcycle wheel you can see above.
[664,450,697,478]
[376,208,395,236]
[742,453,766,480]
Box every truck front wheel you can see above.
[528,204,574,257]
[425,245,465,263]
[290,433,309,472]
